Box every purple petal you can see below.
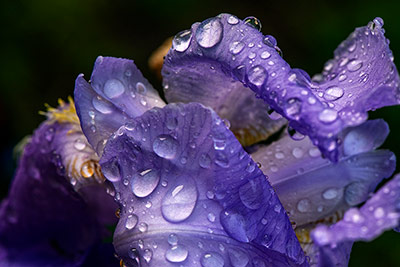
[0,121,117,265]
[100,103,307,266]
[74,56,165,155]
[251,120,395,226]
[311,173,400,247]
[162,14,400,161]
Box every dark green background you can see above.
[1,0,399,266]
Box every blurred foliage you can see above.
[0,0,399,266]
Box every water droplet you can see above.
[347,59,363,72]
[196,17,223,48]
[74,139,86,151]
[201,252,225,267]
[348,42,356,53]
[297,199,311,213]
[199,153,212,168]
[145,201,152,208]
[292,147,304,159]
[125,214,138,230]
[104,79,125,99]
[92,96,113,114]
[136,82,146,94]
[161,178,198,222]
[207,212,216,222]
[168,233,178,246]
[284,98,302,119]
[322,188,338,200]
[374,207,385,218]
[359,73,369,83]
[173,29,192,52]
[275,152,285,159]
[263,35,277,47]
[309,147,321,157]
[373,17,384,28]
[239,180,262,209]
[138,222,148,232]
[229,41,245,55]
[318,109,338,124]
[102,157,121,182]
[132,169,160,198]
[220,212,249,242]
[153,134,179,159]
[213,139,226,150]
[288,127,305,140]
[165,245,188,263]
[324,86,344,101]
[344,182,368,206]
[143,249,153,263]
[248,65,268,87]
[227,15,239,25]
[228,249,249,267]
[338,74,347,82]
[248,52,256,59]
[260,51,271,59]
[244,16,262,31]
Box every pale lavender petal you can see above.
[100,103,307,266]
[74,57,165,155]
[311,174,400,246]
[251,120,395,226]
[163,14,400,161]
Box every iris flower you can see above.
[1,13,400,266]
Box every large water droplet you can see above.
[132,169,160,198]
[318,109,338,124]
[228,249,249,267]
[125,214,138,230]
[168,234,178,245]
[153,134,179,159]
[324,86,344,101]
[161,178,198,222]
[260,51,271,59]
[92,96,113,114]
[165,245,188,263]
[143,249,153,263]
[347,59,363,72]
[229,41,245,55]
[220,211,249,242]
[374,207,385,218]
[102,157,121,182]
[239,179,263,209]
[199,153,212,168]
[201,252,225,267]
[173,29,192,52]
[244,16,262,31]
[74,139,86,151]
[322,188,338,200]
[104,79,125,99]
[262,35,277,47]
[248,65,267,87]
[196,17,223,48]
[292,147,304,159]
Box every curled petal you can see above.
[311,174,400,264]
[74,57,165,155]
[100,103,307,266]
[251,120,395,226]
[163,14,400,161]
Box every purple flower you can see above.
[73,14,400,266]
[0,99,119,266]
[2,13,400,267]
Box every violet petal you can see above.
[100,103,307,266]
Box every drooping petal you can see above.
[0,119,117,266]
[251,120,396,226]
[162,14,400,161]
[74,56,165,155]
[311,174,400,265]
[100,103,307,266]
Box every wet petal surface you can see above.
[74,57,165,155]
[100,103,307,266]
[251,120,395,226]
[162,14,400,161]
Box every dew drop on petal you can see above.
[143,249,153,263]
[196,17,223,48]
[199,153,212,169]
[227,15,239,25]
[324,86,344,101]
[228,249,249,267]
[347,59,363,72]
[229,41,245,55]
[92,96,113,114]
[165,245,188,263]
[262,35,277,47]
[168,234,178,245]
[322,188,338,200]
[248,65,268,87]
[136,82,147,94]
[297,199,311,213]
[161,178,198,222]
[244,16,262,31]
[153,134,179,159]
[102,158,121,182]
[201,252,225,267]
[173,29,192,53]
[74,139,86,151]
[125,214,138,230]
[318,109,338,124]
[104,79,125,99]
[131,169,160,198]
